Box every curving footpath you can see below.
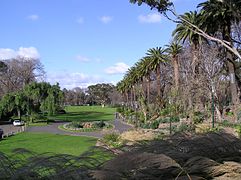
[26,119,133,138]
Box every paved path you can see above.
[26,119,133,138]
[0,124,25,137]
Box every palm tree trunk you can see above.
[156,65,161,99]
[192,44,199,75]
[224,24,239,121]
[133,85,136,104]
[173,56,179,90]
[147,76,150,104]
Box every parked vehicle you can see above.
[0,128,3,138]
[13,120,24,126]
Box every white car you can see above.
[13,120,24,126]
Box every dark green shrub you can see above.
[170,116,180,122]
[102,133,121,148]
[116,107,124,114]
[193,111,205,124]
[150,120,160,129]
[159,118,171,123]
[69,122,83,128]
[95,120,105,128]
[235,125,241,138]
[176,124,195,133]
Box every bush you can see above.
[193,111,205,124]
[102,133,121,148]
[94,120,105,128]
[69,122,83,128]
[220,120,235,128]
[176,124,195,133]
[170,116,180,123]
[235,125,241,138]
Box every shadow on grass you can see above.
[0,146,115,180]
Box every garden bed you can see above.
[60,121,114,132]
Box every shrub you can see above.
[102,133,121,148]
[193,111,205,124]
[69,122,83,128]
[235,125,241,138]
[176,124,195,133]
[170,116,180,123]
[94,120,105,128]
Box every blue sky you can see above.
[0,0,203,89]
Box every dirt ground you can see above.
[92,131,241,180]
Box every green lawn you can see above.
[49,105,116,122]
[0,132,96,156]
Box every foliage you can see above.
[235,125,241,138]
[141,116,180,129]
[102,133,122,148]
[94,120,105,128]
[0,82,64,122]
[87,83,115,105]
[175,123,195,133]
[130,0,173,14]
[68,121,84,128]
[193,111,205,124]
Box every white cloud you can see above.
[18,47,40,59]
[100,16,113,24]
[138,13,161,23]
[105,62,129,75]
[0,47,40,60]
[77,17,84,24]
[76,55,90,62]
[0,48,17,59]
[47,72,104,89]
[27,14,39,21]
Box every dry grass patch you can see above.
[120,129,156,142]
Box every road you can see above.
[0,123,25,137]
[26,119,133,138]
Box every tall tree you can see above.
[146,47,167,101]
[166,41,182,90]
[198,0,240,113]
[172,11,203,74]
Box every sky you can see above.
[0,0,204,89]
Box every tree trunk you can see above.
[156,65,161,99]
[147,76,150,104]
[224,24,239,121]
[172,55,179,91]
[227,59,239,106]
[17,109,21,120]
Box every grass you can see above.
[0,132,97,156]
[49,105,116,122]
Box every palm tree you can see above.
[166,42,182,90]
[136,57,152,104]
[198,0,240,110]
[172,11,203,74]
[146,47,167,101]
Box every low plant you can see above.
[102,133,122,148]
[193,111,205,124]
[176,124,195,133]
[93,120,105,128]
[235,125,241,138]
